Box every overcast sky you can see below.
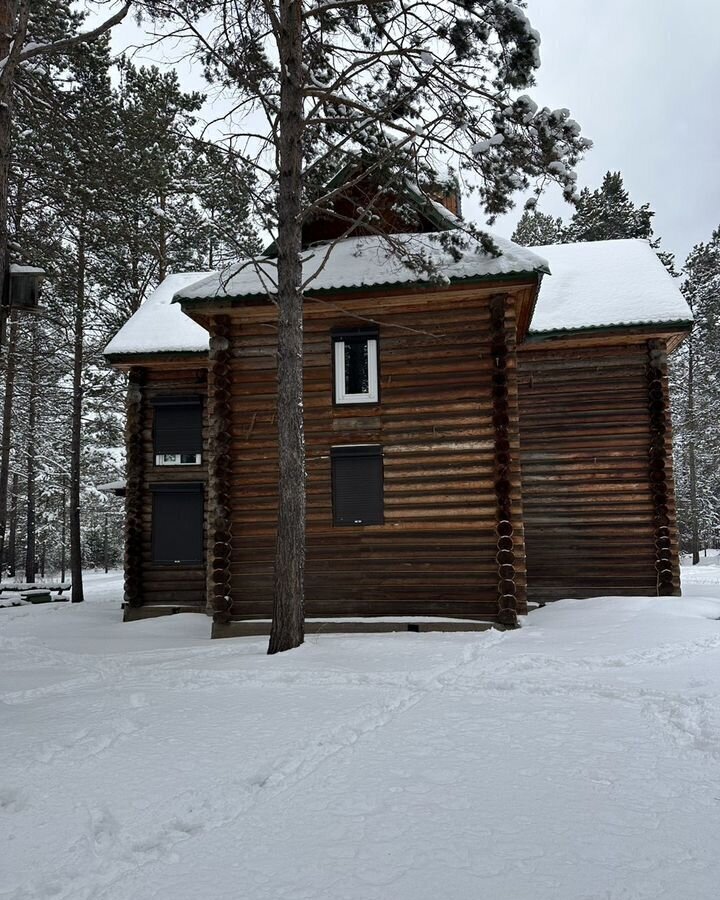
[470,0,720,261]
[112,0,720,264]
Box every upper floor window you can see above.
[333,328,379,405]
[153,395,202,466]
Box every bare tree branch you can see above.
[9,3,132,66]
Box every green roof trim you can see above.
[527,318,694,342]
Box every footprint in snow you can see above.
[0,786,26,813]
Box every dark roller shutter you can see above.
[151,483,204,564]
[331,445,384,526]
[153,396,202,455]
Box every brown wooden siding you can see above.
[129,364,209,611]
[518,341,681,602]
[222,287,529,621]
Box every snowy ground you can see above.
[2,569,720,900]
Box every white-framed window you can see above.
[155,452,202,467]
[333,330,379,405]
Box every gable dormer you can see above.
[297,159,461,250]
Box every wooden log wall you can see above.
[124,363,209,616]
[123,367,145,609]
[207,320,234,622]
[489,295,524,627]
[223,286,531,622]
[517,340,681,602]
[646,340,682,595]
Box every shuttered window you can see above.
[153,396,203,458]
[151,483,204,564]
[331,445,384,526]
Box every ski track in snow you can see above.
[2,572,720,899]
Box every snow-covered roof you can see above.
[97,479,126,493]
[104,238,692,359]
[530,239,692,334]
[177,233,549,302]
[104,272,211,357]
[10,264,45,275]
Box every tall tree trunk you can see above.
[158,194,167,282]
[0,310,18,565]
[208,208,215,271]
[0,2,27,555]
[268,0,305,655]
[0,3,16,342]
[24,321,39,582]
[103,512,109,573]
[60,474,67,583]
[687,334,700,565]
[688,443,700,565]
[7,470,18,577]
[130,216,141,313]
[70,232,85,602]
[0,2,29,344]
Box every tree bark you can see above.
[60,474,66,584]
[0,3,25,560]
[0,2,29,345]
[7,470,18,577]
[268,0,305,654]
[158,193,167,282]
[24,320,39,582]
[0,1,17,336]
[0,310,18,565]
[70,230,85,602]
[688,442,700,565]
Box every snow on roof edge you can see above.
[528,315,693,336]
[528,239,692,335]
[104,239,691,358]
[104,272,212,358]
[175,232,549,303]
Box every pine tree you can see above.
[512,208,563,246]
[190,143,262,270]
[0,0,130,338]
[563,171,677,273]
[6,34,121,598]
[95,60,260,333]
[1,18,262,588]
[563,172,653,242]
[144,0,591,652]
[100,60,206,320]
[671,228,720,561]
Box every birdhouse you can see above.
[8,264,45,309]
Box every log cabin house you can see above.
[104,177,693,638]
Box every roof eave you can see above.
[104,349,208,368]
[527,318,694,344]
